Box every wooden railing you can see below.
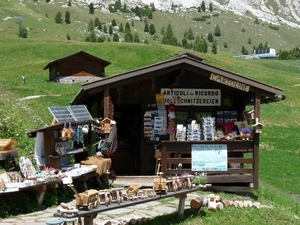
[161,140,256,192]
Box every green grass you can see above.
[1,1,300,224]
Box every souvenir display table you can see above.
[54,186,205,225]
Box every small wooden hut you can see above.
[43,50,111,83]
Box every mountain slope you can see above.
[89,0,300,28]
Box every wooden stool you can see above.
[60,217,78,225]
[46,219,64,225]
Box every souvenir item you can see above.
[19,156,36,179]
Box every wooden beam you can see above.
[253,88,261,190]
[103,84,110,118]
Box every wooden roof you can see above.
[43,50,111,70]
[71,53,284,105]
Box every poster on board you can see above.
[191,144,228,171]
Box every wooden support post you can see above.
[100,173,109,188]
[104,85,110,119]
[83,213,98,225]
[253,88,261,190]
[175,193,187,218]
[36,191,46,206]
[94,176,105,189]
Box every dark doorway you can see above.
[111,104,142,175]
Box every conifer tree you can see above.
[65,11,71,24]
[194,35,208,53]
[212,40,218,54]
[201,1,206,12]
[214,24,221,36]
[125,22,131,31]
[55,11,63,24]
[88,19,94,32]
[119,23,124,32]
[208,33,214,42]
[187,27,194,40]
[144,22,149,33]
[134,33,140,42]
[112,19,117,27]
[162,24,177,46]
[149,24,156,35]
[89,3,94,14]
[109,25,113,35]
[124,29,133,42]
[113,33,119,42]
[209,2,213,12]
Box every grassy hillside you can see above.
[1,1,300,53]
[0,1,300,224]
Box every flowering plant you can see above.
[240,126,252,135]
[193,172,208,185]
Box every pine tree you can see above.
[201,1,206,12]
[149,24,156,35]
[109,25,113,35]
[119,23,124,32]
[150,3,156,11]
[144,22,149,33]
[134,33,140,43]
[94,18,101,30]
[115,0,121,10]
[207,33,214,42]
[248,37,251,44]
[162,24,177,46]
[209,2,213,12]
[182,38,188,48]
[65,11,71,24]
[187,27,194,40]
[90,31,96,42]
[212,40,218,54]
[194,36,208,53]
[113,33,119,42]
[89,3,94,14]
[241,46,249,55]
[88,19,94,32]
[55,11,63,24]
[214,24,221,36]
[124,29,133,42]
[125,22,131,31]
[148,12,153,19]
[112,19,117,27]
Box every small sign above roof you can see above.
[48,105,92,123]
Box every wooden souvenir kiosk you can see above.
[70,52,285,192]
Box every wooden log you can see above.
[208,196,216,211]
[253,202,261,208]
[190,198,202,209]
[238,201,244,207]
[216,202,224,210]
[222,200,231,207]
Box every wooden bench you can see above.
[54,187,204,225]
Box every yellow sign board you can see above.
[210,73,250,92]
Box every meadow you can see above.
[0,1,300,224]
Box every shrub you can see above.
[269,25,279,30]
[19,27,28,38]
